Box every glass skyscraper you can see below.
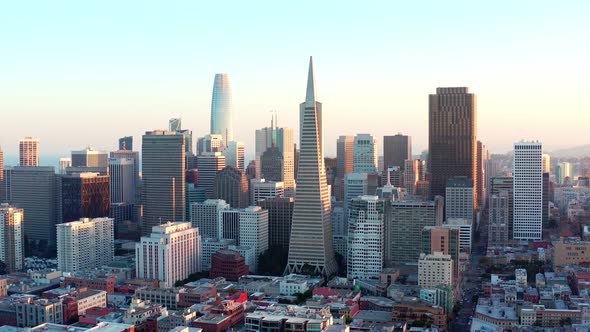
[210,73,233,143]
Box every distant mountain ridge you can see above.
[549,145,590,158]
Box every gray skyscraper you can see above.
[286,57,337,277]
[383,134,411,171]
[196,152,226,198]
[142,130,186,235]
[71,147,109,168]
[109,157,136,204]
[7,167,60,247]
[211,74,233,143]
[0,145,4,202]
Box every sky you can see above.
[1,1,589,166]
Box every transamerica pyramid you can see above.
[285,57,338,277]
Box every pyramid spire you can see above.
[305,56,316,103]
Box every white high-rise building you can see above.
[344,173,369,227]
[57,217,114,273]
[136,222,201,288]
[418,252,453,288]
[59,158,72,175]
[445,176,474,222]
[191,199,229,239]
[239,206,269,273]
[222,141,245,171]
[0,204,24,272]
[197,134,225,154]
[250,179,285,205]
[353,134,378,174]
[445,218,473,252]
[109,157,136,204]
[347,196,384,280]
[513,141,543,240]
[19,137,39,167]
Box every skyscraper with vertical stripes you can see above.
[285,57,337,277]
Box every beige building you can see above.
[57,217,114,273]
[418,252,453,288]
[136,222,201,287]
[553,239,590,266]
[0,204,24,272]
[19,136,40,166]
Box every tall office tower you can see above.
[344,173,369,227]
[211,73,233,143]
[238,206,269,273]
[556,162,572,184]
[110,150,140,201]
[353,134,378,174]
[19,137,40,166]
[61,173,110,223]
[513,141,543,240]
[255,124,295,195]
[71,147,108,168]
[403,160,419,194]
[543,172,550,226]
[222,141,245,171]
[488,192,509,247]
[336,136,354,178]
[197,134,225,154]
[213,166,249,208]
[258,197,294,250]
[421,226,460,279]
[0,204,24,272]
[118,136,133,151]
[445,176,474,222]
[169,117,182,132]
[136,222,201,288]
[260,147,283,181]
[334,136,354,201]
[191,199,229,239]
[220,209,241,243]
[250,179,285,205]
[490,176,514,237]
[142,130,186,235]
[58,158,72,175]
[347,196,384,280]
[286,57,337,277]
[428,87,477,203]
[56,217,114,273]
[476,141,488,207]
[386,197,443,267]
[109,157,135,204]
[418,252,453,288]
[110,202,136,239]
[9,167,60,247]
[383,134,412,171]
[196,152,226,198]
[542,154,551,174]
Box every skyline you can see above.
[2,1,589,161]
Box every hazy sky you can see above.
[1,1,589,165]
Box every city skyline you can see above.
[2,1,589,160]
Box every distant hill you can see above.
[549,145,590,158]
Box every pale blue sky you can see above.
[1,1,589,164]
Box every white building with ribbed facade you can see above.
[513,141,543,240]
[135,222,201,287]
[347,196,384,280]
[57,217,114,273]
[353,134,378,174]
[239,206,269,273]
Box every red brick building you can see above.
[209,250,249,281]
